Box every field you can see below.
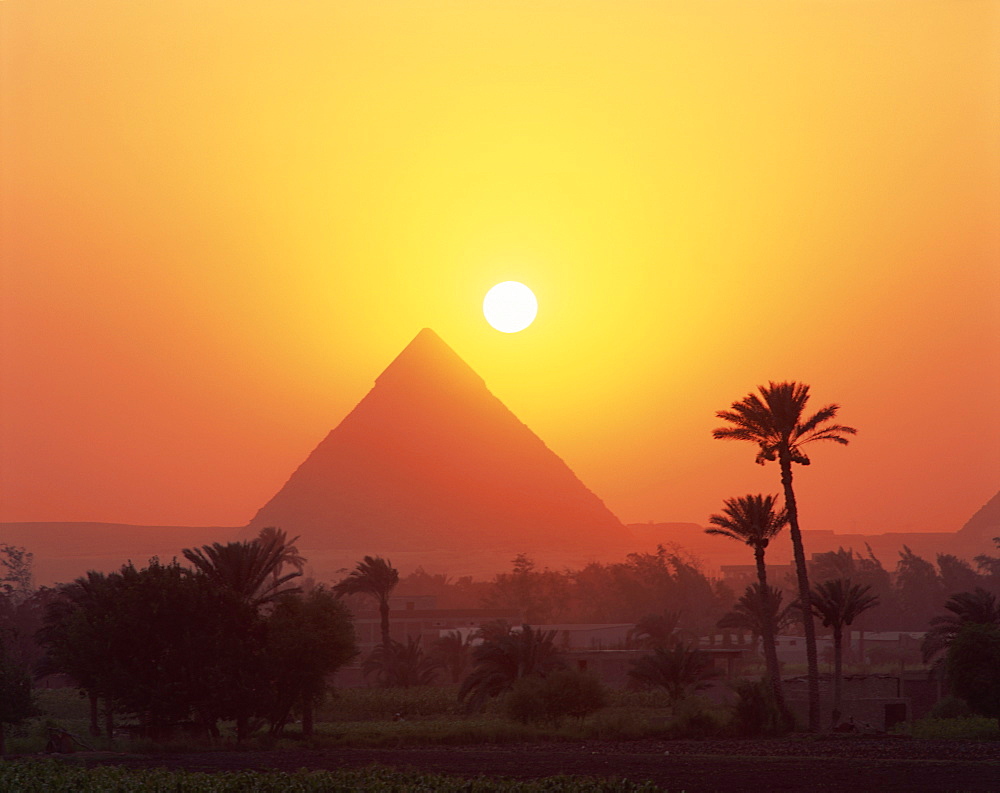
[4,688,999,791]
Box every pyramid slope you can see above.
[956,490,1000,540]
[245,329,631,552]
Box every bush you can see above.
[505,670,608,725]
[665,696,728,739]
[730,679,794,736]
[929,696,974,720]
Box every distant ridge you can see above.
[244,329,632,554]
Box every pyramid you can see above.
[244,329,631,553]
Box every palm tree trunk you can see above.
[104,700,113,744]
[833,627,843,728]
[89,693,100,736]
[379,598,391,648]
[302,697,314,737]
[754,546,786,713]
[779,449,820,732]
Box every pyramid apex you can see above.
[376,328,483,387]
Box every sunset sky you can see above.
[2,1,997,540]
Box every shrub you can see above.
[665,696,728,739]
[929,696,973,720]
[730,679,794,736]
[505,670,608,725]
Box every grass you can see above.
[0,759,662,792]
[893,716,1000,740]
[16,684,998,755]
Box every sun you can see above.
[483,281,538,333]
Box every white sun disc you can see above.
[483,281,538,333]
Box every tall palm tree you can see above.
[921,588,1000,664]
[706,494,789,711]
[183,536,302,609]
[713,381,856,731]
[808,578,879,726]
[332,555,399,647]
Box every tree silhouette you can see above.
[713,381,856,730]
[182,531,303,609]
[263,587,356,736]
[627,643,723,706]
[458,624,563,712]
[718,584,797,654]
[922,588,1000,665]
[0,636,36,754]
[333,555,399,648]
[706,494,788,711]
[946,622,1000,728]
[432,630,473,684]
[363,636,442,688]
[629,610,685,649]
[808,578,879,726]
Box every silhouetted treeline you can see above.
[397,546,733,636]
[801,541,1000,633]
[3,532,357,742]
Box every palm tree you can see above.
[182,535,303,609]
[713,381,856,731]
[808,578,879,726]
[255,527,306,588]
[363,636,442,688]
[432,630,474,684]
[921,588,1000,664]
[627,642,723,706]
[629,610,684,649]
[706,494,789,711]
[458,624,564,712]
[718,583,797,656]
[332,556,399,647]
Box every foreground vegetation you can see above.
[0,760,659,793]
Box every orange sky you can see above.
[2,1,998,538]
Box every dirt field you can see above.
[66,737,1000,791]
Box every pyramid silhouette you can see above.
[244,329,631,553]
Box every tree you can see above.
[39,561,263,741]
[333,556,399,648]
[432,630,473,684]
[363,636,442,689]
[505,668,607,725]
[713,380,857,730]
[627,643,723,706]
[718,583,797,653]
[706,493,789,712]
[0,544,33,604]
[946,622,1000,727]
[263,587,356,736]
[808,578,879,726]
[894,546,944,631]
[0,636,36,755]
[922,588,1000,665]
[629,610,684,649]
[183,532,303,610]
[937,554,984,598]
[36,570,121,737]
[483,553,572,624]
[458,624,564,712]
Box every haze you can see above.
[1,1,997,536]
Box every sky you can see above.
[1,1,998,539]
